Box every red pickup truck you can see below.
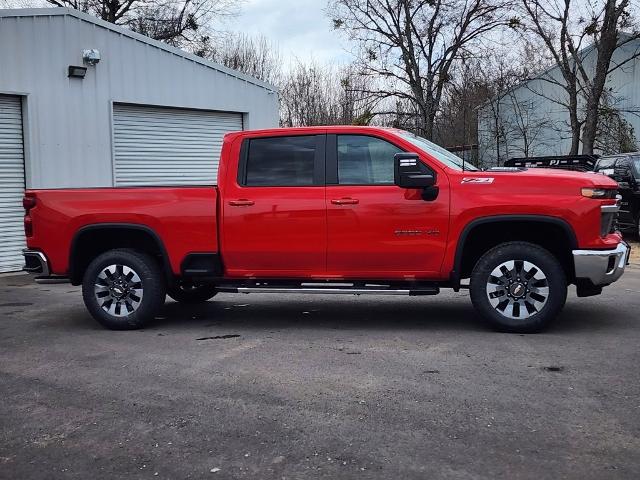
[22,127,630,332]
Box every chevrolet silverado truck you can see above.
[22,127,630,332]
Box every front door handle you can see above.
[331,198,359,205]
[229,199,255,207]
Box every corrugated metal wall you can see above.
[0,95,26,273]
[113,104,242,186]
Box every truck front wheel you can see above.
[470,242,567,333]
[82,249,166,330]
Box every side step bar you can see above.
[217,282,440,296]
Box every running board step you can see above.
[216,282,439,296]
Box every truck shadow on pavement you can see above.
[152,295,486,332]
[124,294,626,334]
[8,280,629,334]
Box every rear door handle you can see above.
[229,199,255,207]
[331,198,359,205]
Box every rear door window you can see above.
[243,136,319,186]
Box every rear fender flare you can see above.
[69,223,173,284]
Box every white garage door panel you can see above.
[0,95,26,273]
[113,104,243,186]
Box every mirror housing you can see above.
[394,153,436,188]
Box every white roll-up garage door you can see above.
[0,95,26,273]
[112,104,243,186]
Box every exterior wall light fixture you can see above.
[68,65,87,78]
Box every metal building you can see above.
[0,8,279,272]
[477,37,640,167]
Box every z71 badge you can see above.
[461,177,494,184]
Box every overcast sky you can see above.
[0,0,354,64]
[222,0,353,66]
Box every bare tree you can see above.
[35,0,240,47]
[503,90,555,157]
[518,0,640,155]
[475,51,534,165]
[594,92,638,154]
[435,60,494,150]
[329,0,511,140]
[517,0,586,154]
[194,33,283,85]
[280,61,376,127]
[579,0,640,153]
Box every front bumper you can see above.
[573,241,630,286]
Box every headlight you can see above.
[581,187,617,199]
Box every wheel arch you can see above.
[69,223,173,285]
[450,215,578,288]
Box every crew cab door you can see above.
[221,134,326,277]
[325,134,449,279]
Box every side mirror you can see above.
[394,153,436,188]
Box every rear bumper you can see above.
[23,249,50,277]
[22,249,69,283]
[573,242,630,286]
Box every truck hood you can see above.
[454,167,619,190]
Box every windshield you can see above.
[633,158,640,178]
[397,131,479,171]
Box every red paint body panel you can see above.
[25,187,218,275]
[24,126,622,282]
[221,184,327,276]
[325,185,450,278]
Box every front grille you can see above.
[601,208,620,236]
[601,212,615,236]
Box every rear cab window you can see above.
[239,135,324,186]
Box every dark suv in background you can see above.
[593,153,640,237]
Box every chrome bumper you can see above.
[23,249,50,277]
[573,242,630,286]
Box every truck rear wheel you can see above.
[470,242,567,333]
[82,249,166,330]
[167,281,217,303]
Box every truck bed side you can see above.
[25,186,218,277]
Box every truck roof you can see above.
[225,125,400,140]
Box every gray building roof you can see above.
[0,7,278,93]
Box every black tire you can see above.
[470,241,567,333]
[167,281,217,303]
[82,249,166,330]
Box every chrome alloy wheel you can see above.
[485,260,549,320]
[94,264,144,317]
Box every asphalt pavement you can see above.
[1,267,639,479]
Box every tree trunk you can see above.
[580,0,619,155]
[567,88,581,155]
[581,94,599,155]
